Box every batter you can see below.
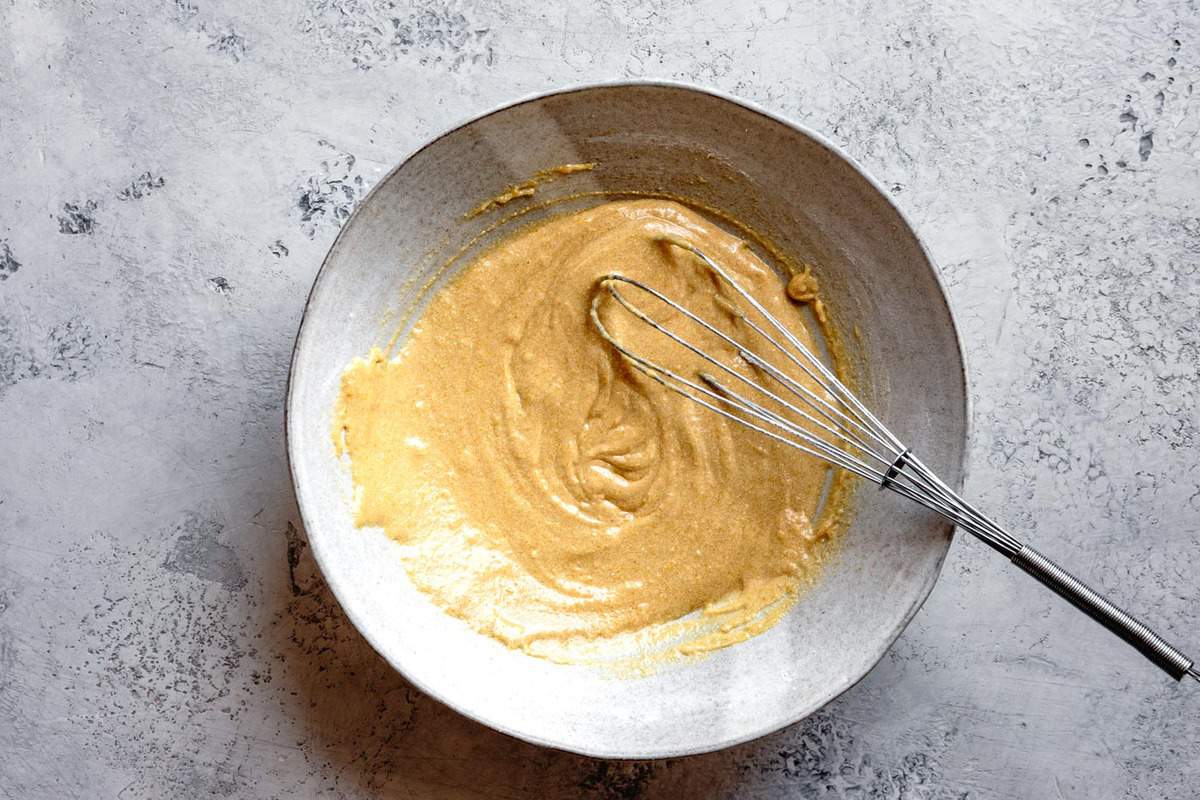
[334,199,843,664]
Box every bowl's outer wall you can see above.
[287,84,966,758]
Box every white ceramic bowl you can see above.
[286,82,967,758]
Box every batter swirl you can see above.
[334,199,844,663]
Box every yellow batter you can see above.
[334,199,843,664]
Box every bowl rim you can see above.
[285,79,972,759]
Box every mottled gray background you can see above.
[1,0,1198,797]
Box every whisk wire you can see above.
[600,278,883,470]
[697,374,890,480]
[599,273,894,469]
[656,249,1028,556]
[680,244,903,451]
[590,294,880,481]
[595,272,995,540]
[592,269,1025,557]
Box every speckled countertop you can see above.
[2,1,1198,797]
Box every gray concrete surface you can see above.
[1,1,1197,797]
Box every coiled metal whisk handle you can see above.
[883,453,1197,682]
[1012,545,1195,680]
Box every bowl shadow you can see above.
[265,501,861,798]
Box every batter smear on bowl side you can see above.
[333,199,850,666]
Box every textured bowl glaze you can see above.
[286,82,968,759]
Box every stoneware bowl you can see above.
[287,82,967,758]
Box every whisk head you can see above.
[589,241,903,485]
[589,240,1023,557]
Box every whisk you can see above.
[590,241,1198,683]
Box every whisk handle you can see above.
[1012,545,1194,680]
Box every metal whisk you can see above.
[590,241,1198,683]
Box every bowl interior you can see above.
[287,83,966,758]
